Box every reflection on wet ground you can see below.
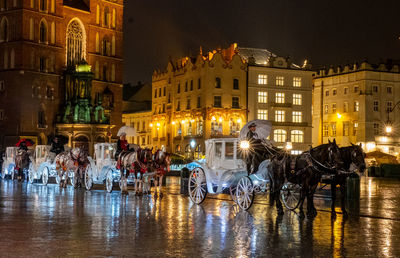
[0,176,400,257]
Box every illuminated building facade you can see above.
[244,49,313,153]
[312,61,400,154]
[151,44,247,157]
[0,0,123,152]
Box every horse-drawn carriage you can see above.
[84,143,120,192]
[188,138,300,210]
[27,145,53,184]
[1,147,19,180]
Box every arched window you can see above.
[291,130,304,143]
[102,37,110,56]
[274,129,287,143]
[3,48,8,69]
[39,20,47,43]
[96,5,100,24]
[66,19,86,66]
[104,7,109,27]
[0,17,8,42]
[29,18,34,40]
[95,32,99,53]
[10,48,14,68]
[111,35,115,56]
[112,9,116,28]
[111,64,115,82]
[39,0,47,11]
[50,22,55,44]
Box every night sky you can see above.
[123,0,400,84]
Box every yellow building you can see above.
[244,51,313,153]
[151,44,247,157]
[122,111,152,148]
[312,61,400,154]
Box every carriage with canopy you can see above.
[188,120,301,211]
[84,143,121,192]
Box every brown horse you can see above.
[55,147,89,188]
[152,149,171,197]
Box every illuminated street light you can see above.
[149,123,153,127]
[386,126,393,134]
[286,142,293,150]
[336,113,342,119]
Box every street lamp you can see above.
[385,101,400,135]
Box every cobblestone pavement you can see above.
[0,176,399,257]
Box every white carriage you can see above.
[188,138,301,211]
[84,143,120,192]
[1,147,19,180]
[27,145,53,184]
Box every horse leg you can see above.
[307,185,318,218]
[331,180,337,219]
[298,188,307,219]
[153,176,158,196]
[340,180,348,218]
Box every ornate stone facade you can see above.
[0,0,123,154]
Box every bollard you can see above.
[180,167,190,195]
[346,173,360,200]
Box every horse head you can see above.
[325,139,343,169]
[349,143,366,172]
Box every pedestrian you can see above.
[246,123,262,174]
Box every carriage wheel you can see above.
[28,164,34,184]
[106,171,113,193]
[280,182,301,211]
[55,174,61,185]
[42,166,49,185]
[84,165,93,191]
[11,166,15,180]
[229,185,238,203]
[188,167,207,204]
[236,176,254,210]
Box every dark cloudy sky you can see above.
[123,0,400,84]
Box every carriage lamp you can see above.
[211,116,216,121]
[285,142,293,150]
[190,140,196,148]
[218,117,223,122]
[240,140,250,149]
[385,125,393,134]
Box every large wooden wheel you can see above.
[188,167,207,204]
[84,165,93,191]
[235,176,254,210]
[280,182,301,210]
[42,166,49,185]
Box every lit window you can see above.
[353,122,358,136]
[276,76,284,86]
[275,93,285,103]
[257,109,268,120]
[324,104,329,114]
[343,102,348,112]
[373,101,379,112]
[374,123,380,135]
[291,150,302,155]
[387,101,393,112]
[332,103,337,113]
[274,129,287,143]
[331,123,336,137]
[292,112,302,123]
[343,122,349,136]
[291,130,304,143]
[258,91,267,103]
[258,74,267,85]
[293,77,301,87]
[293,94,302,105]
[275,110,285,122]
[354,101,359,112]
[323,124,329,137]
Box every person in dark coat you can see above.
[50,137,65,156]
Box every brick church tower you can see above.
[0,0,123,153]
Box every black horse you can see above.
[268,139,343,218]
[329,143,366,219]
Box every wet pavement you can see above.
[1,176,400,257]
